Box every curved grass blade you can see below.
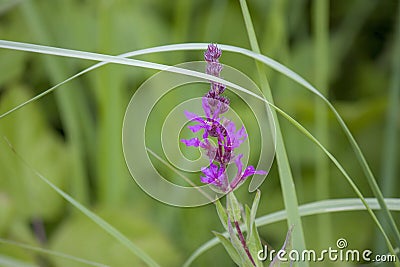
[376,0,400,251]
[0,238,109,267]
[183,197,400,267]
[0,40,397,254]
[270,102,397,260]
[4,139,161,267]
[238,1,307,265]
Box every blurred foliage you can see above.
[0,0,399,266]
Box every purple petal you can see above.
[242,166,267,179]
[225,123,247,149]
[188,125,204,133]
[234,154,244,175]
[237,126,247,139]
[200,163,227,188]
[200,175,214,184]
[184,110,203,123]
[181,138,200,147]
[225,120,236,135]
[201,163,217,178]
[202,97,212,118]
[199,140,217,161]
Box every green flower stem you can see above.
[234,220,256,266]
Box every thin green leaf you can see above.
[269,226,293,267]
[247,222,263,267]
[215,199,229,231]
[227,192,242,222]
[213,231,241,266]
[245,205,252,243]
[249,189,261,238]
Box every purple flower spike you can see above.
[181,43,268,192]
[200,163,227,190]
[204,44,222,62]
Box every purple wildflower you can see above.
[181,44,266,191]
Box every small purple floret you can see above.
[204,44,222,62]
[200,163,227,190]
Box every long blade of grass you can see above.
[238,1,307,266]
[0,238,109,267]
[4,140,161,267]
[183,197,400,267]
[0,40,397,251]
[270,101,397,260]
[313,0,332,248]
[375,0,400,252]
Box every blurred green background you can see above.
[0,0,399,266]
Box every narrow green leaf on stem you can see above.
[250,190,261,230]
[212,231,241,266]
[248,222,263,267]
[227,191,242,223]
[245,205,252,242]
[269,226,293,267]
[215,199,229,231]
